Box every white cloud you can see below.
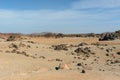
[0,9,85,26]
[0,1,120,33]
[0,9,87,33]
[72,0,120,9]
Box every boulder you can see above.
[99,33,116,41]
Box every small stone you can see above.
[117,52,120,55]
[106,54,109,56]
[55,67,59,70]
[77,63,81,66]
[81,69,86,73]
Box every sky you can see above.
[0,0,120,33]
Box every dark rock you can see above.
[106,49,109,52]
[117,52,120,55]
[9,43,18,49]
[6,36,16,41]
[56,58,62,62]
[91,52,96,55]
[27,45,31,48]
[53,44,68,51]
[106,54,109,56]
[27,41,35,44]
[39,56,46,59]
[74,47,92,56]
[81,69,86,73]
[112,47,116,49]
[55,67,59,70]
[78,42,88,46]
[74,48,84,53]
[55,33,64,38]
[77,63,81,66]
[99,32,116,41]
[78,57,81,59]
[91,42,108,46]
[91,42,100,46]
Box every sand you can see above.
[0,37,119,80]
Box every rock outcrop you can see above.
[99,33,116,41]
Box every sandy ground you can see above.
[0,37,119,80]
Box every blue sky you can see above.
[0,0,120,33]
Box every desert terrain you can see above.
[0,35,119,80]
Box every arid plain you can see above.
[0,35,119,80]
